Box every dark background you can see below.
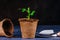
[0,0,60,25]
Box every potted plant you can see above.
[18,7,39,38]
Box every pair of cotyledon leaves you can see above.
[21,7,35,16]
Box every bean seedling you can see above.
[21,7,35,20]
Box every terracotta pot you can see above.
[19,18,39,38]
[0,18,14,37]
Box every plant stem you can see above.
[27,13,30,20]
[27,7,30,20]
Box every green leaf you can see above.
[30,11,35,16]
[21,8,26,12]
[27,7,30,13]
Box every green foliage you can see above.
[21,8,26,12]
[21,7,35,20]
[31,11,35,16]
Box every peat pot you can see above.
[19,18,39,38]
[0,18,14,37]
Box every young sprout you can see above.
[21,7,35,20]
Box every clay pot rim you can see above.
[1,18,14,37]
[18,18,39,22]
